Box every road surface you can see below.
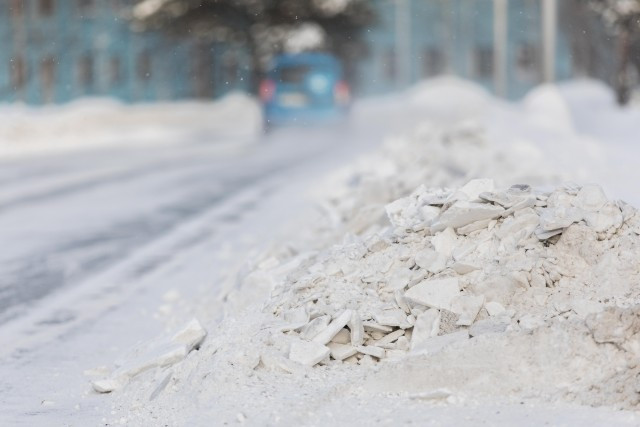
[0,126,380,425]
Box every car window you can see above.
[278,65,312,83]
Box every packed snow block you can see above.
[327,342,358,361]
[450,295,485,326]
[572,184,608,212]
[538,206,583,231]
[469,317,510,337]
[451,179,496,202]
[484,301,506,316]
[414,248,447,273]
[373,329,406,347]
[299,315,331,340]
[92,318,207,393]
[331,328,351,345]
[289,339,330,366]
[404,278,460,311]
[372,308,411,328]
[356,345,386,359]
[431,201,504,232]
[410,309,441,351]
[279,307,310,332]
[312,310,353,345]
[348,311,365,347]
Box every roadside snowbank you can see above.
[100,78,640,424]
[0,92,261,159]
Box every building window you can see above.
[223,52,239,85]
[10,56,27,89]
[474,46,493,79]
[192,44,213,98]
[516,43,538,80]
[10,0,24,18]
[77,55,94,88]
[109,56,122,86]
[423,47,445,77]
[41,57,56,103]
[137,52,152,81]
[39,0,55,17]
[383,48,396,82]
[76,0,95,17]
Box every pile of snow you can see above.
[99,122,640,425]
[0,92,261,158]
[96,79,640,423]
[265,180,640,371]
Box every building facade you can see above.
[0,0,251,104]
[0,0,574,105]
[359,0,574,99]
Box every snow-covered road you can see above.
[0,126,383,425]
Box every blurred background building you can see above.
[0,0,632,105]
[360,0,572,99]
[0,0,252,104]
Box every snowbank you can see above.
[0,92,262,159]
[96,78,640,424]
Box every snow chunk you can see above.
[431,201,504,232]
[404,278,460,311]
[92,319,206,393]
[289,339,330,366]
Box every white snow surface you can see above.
[3,77,640,426]
[0,92,261,159]
[95,78,640,425]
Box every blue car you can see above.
[260,53,351,129]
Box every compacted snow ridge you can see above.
[97,116,640,425]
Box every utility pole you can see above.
[395,0,412,89]
[542,0,557,83]
[493,0,508,97]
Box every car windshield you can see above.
[278,65,313,84]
